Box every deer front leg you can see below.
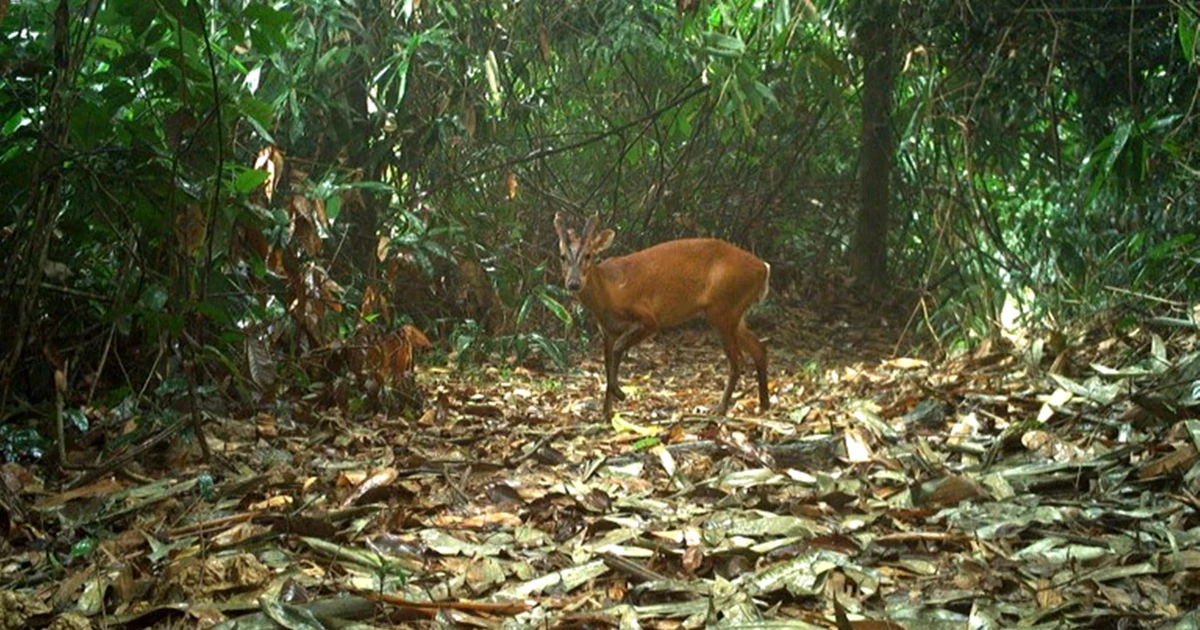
[602,334,622,418]
[603,327,639,409]
[605,317,659,415]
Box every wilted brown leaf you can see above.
[253,145,284,202]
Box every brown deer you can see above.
[554,213,770,418]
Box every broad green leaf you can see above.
[233,168,270,194]
[1101,121,1133,176]
[70,537,97,559]
[139,284,169,311]
[538,293,571,325]
[64,408,89,432]
[1180,6,1198,64]
[2,110,28,136]
[239,97,276,143]
[324,194,341,221]
[704,32,745,58]
[773,0,791,36]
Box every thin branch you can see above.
[426,80,709,198]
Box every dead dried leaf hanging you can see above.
[376,235,391,262]
[538,24,551,61]
[246,337,277,390]
[360,284,390,323]
[505,171,518,199]
[289,196,322,256]
[174,203,207,258]
[401,324,431,351]
[253,146,284,202]
[464,100,476,140]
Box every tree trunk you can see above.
[849,0,897,292]
[341,4,381,278]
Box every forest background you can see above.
[3,0,1197,422]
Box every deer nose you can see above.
[566,280,582,292]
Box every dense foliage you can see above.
[2,0,1198,420]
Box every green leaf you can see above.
[2,110,28,136]
[130,1,157,37]
[139,284,169,311]
[704,31,745,58]
[1147,234,1196,260]
[239,97,276,143]
[197,473,215,499]
[70,537,97,559]
[68,98,110,149]
[154,0,195,33]
[1180,6,1198,64]
[752,80,779,109]
[773,0,791,36]
[316,46,350,74]
[1098,121,1132,179]
[92,36,125,56]
[245,4,290,53]
[233,168,270,194]
[324,195,341,221]
[538,292,572,325]
[631,436,661,450]
[527,333,568,369]
[516,294,534,326]
[64,408,89,432]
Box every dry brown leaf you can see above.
[538,24,551,61]
[1036,577,1062,608]
[289,196,322,256]
[343,467,398,506]
[337,470,368,488]
[464,99,476,139]
[211,520,272,547]
[255,412,277,438]
[506,171,518,199]
[916,475,988,508]
[430,512,523,529]
[376,234,391,262]
[35,478,123,509]
[174,203,206,257]
[1138,444,1197,479]
[248,495,292,511]
[843,427,873,462]
[360,284,390,323]
[253,146,284,202]
[882,357,928,369]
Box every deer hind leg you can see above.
[713,319,743,416]
[736,321,769,411]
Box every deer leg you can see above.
[602,328,639,415]
[716,325,743,416]
[602,334,619,417]
[737,322,770,411]
[602,319,656,416]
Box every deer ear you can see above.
[590,229,615,254]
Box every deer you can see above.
[553,213,770,419]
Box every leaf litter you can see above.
[4,305,1200,629]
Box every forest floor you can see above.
[3,293,1200,630]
